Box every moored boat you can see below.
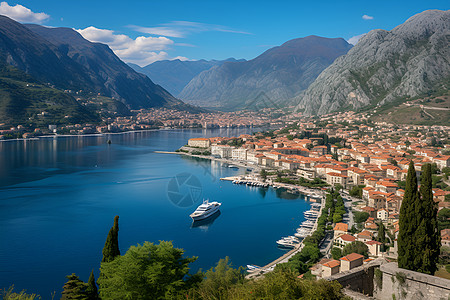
[190,200,222,221]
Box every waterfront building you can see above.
[211,145,234,158]
[231,148,248,161]
[188,138,211,148]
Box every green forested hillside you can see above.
[0,64,99,127]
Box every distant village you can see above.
[0,105,300,139]
[183,113,450,278]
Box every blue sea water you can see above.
[0,129,311,297]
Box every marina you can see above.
[0,128,313,296]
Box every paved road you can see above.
[342,194,354,229]
[319,231,334,258]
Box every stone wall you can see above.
[326,259,383,297]
[375,262,450,300]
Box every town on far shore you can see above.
[181,115,450,278]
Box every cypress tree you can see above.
[398,161,419,270]
[61,273,88,300]
[415,163,441,274]
[377,222,386,252]
[102,215,120,263]
[86,269,99,300]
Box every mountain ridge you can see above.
[129,58,245,96]
[295,9,450,115]
[178,35,353,110]
[0,15,182,111]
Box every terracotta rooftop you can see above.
[334,223,348,232]
[338,234,356,242]
[341,253,364,262]
[322,260,341,268]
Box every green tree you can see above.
[398,161,420,270]
[342,241,369,258]
[415,164,441,275]
[98,241,201,299]
[260,169,267,182]
[227,268,346,299]
[353,211,369,224]
[85,270,98,300]
[102,215,120,263]
[2,286,40,300]
[196,257,245,299]
[61,273,88,300]
[377,222,386,252]
[349,185,365,198]
[438,208,450,230]
[331,247,342,260]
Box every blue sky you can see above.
[1,1,448,66]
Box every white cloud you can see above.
[77,26,177,66]
[129,21,251,38]
[362,14,374,20]
[347,33,365,45]
[0,2,49,24]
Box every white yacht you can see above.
[276,236,300,249]
[190,200,221,221]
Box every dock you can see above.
[246,202,324,279]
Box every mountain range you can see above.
[296,9,450,115]
[0,15,182,114]
[129,58,245,97]
[178,36,353,110]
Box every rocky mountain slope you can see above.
[129,58,245,97]
[296,9,450,115]
[0,15,181,110]
[178,36,353,110]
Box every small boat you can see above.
[247,264,261,271]
[190,200,222,221]
[276,236,300,249]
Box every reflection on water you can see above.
[191,211,221,231]
[275,188,301,200]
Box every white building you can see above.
[188,138,210,148]
[211,145,234,158]
[231,148,248,161]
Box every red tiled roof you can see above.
[341,253,364,262]
[323,260,341,268]
[338,234,356,242]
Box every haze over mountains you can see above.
[129,58,245,97]
[296,9,450,115]
[178,36,353,110]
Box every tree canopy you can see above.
[102,215,120,263]
[398,162,440,274]
[342,241,369,258]
[98,241,201,299]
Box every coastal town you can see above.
[180,115,450,279]
[0,104,300,139]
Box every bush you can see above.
[354,211,370,224]
[342,241,369,258]
[331,247,342,260]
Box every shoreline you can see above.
[0,126,262,143]
[160,150,325,276]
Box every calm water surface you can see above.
[0,129,311,297]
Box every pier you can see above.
[246,201,324,279]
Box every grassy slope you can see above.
[370,93,450,126]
